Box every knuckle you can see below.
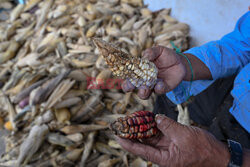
[143,150,152,161]
[121,85,128,92]
[158,152,168,167]
[144,48,153,54]
[158,118,174,132]
[155,82,166,94]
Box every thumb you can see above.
[115,136,162,164]
[155,114,177,136]
[143,46,163,61]
[121,79,135,92]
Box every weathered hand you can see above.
[116,114,230,167]
[122,46,186,99]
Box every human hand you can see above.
[122,46,187,99]
[116,114,230,167]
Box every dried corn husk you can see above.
[0,41,20,64]
[80,131,96,167]
[16,125,49,166]
[0,0,189,166]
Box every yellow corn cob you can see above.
[93,38,158,88]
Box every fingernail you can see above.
[142,51,145,56]
[155,114,164,124]
[156,82,164,89]
[155,81,166,94]
[123,86,128,92]
[114,136,121,143]
[139,89,146,96]
[127,81,135,90]
[143,50,150,57]
[122,80,134,92]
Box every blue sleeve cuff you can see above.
[166,79,215,104]
[166,11,249,105]
[184,43,222,80]
[184,11,250,80]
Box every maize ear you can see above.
[110,110,158,139]
[93,38,158,88]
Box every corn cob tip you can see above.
[93,39,158,88]
[92,38,104,50]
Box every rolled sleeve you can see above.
[186,11,249,80]
[166,80,215,104]
[167,11,250,104]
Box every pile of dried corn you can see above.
[0,0,189,166]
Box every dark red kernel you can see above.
[110,110,159,139]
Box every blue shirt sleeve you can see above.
[166,11,250,104]
[229,63,250,133]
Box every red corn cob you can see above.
[110,111,159,139]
